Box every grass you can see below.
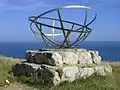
[0,56,20,86]
[0,56,120,90]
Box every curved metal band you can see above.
[29,5,97,28]
[29,5,97,48]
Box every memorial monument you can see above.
[12,5,112,85]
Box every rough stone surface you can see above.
[12,49,112,85]
[12,63,112,85]
[52,52,63,65]
[78,67,95,79]
[89,51,101,64]
[12,63,36,76]
[60,52,78,65]
[61,66,79,82]
[26,49,102,65]
[77,52,93,65]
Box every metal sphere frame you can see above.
[29,5,97,48]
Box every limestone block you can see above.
[12,63,37,76]
[39,64,112,85]
[94,66,105,75]
[60,52,78,65]
[104,64,112,74]
[34,52,63,66]
[89,51,101,64]
[77,52,93,65]
[12,62,112,85]
[52,52,63,65]
[26,49,103,66]
[40,65,61,85]
[94,65,112,76]
[76,49,87,52]
[94,64,112,76]
[79,68,95,78]
[61,66,79,82]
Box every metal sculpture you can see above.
[44,20,63,39]
[29,5,97,48]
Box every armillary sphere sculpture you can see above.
[29,5,97,48]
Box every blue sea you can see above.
[0,41,120,61]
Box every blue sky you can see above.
[0,0,120,42]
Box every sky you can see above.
[0,0,120,42]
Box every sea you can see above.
[0,41,120,61]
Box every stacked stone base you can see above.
[12,49,112,85]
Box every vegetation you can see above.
[0,56,120,90]
[0,56,20,86]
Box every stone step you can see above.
[12,62,112,85]
[25,49,101,66]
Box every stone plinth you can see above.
[25,49,101,66]
[12,49,112,85]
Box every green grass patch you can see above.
[0,56,20,86]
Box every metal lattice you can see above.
[29,5,97,48]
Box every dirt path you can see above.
[0,83,37,90]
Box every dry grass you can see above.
[0,56,37,90]
[106,61,120,66]
[0,56,20,86]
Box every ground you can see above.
[0,83,37,90]
[0,55,120,90]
